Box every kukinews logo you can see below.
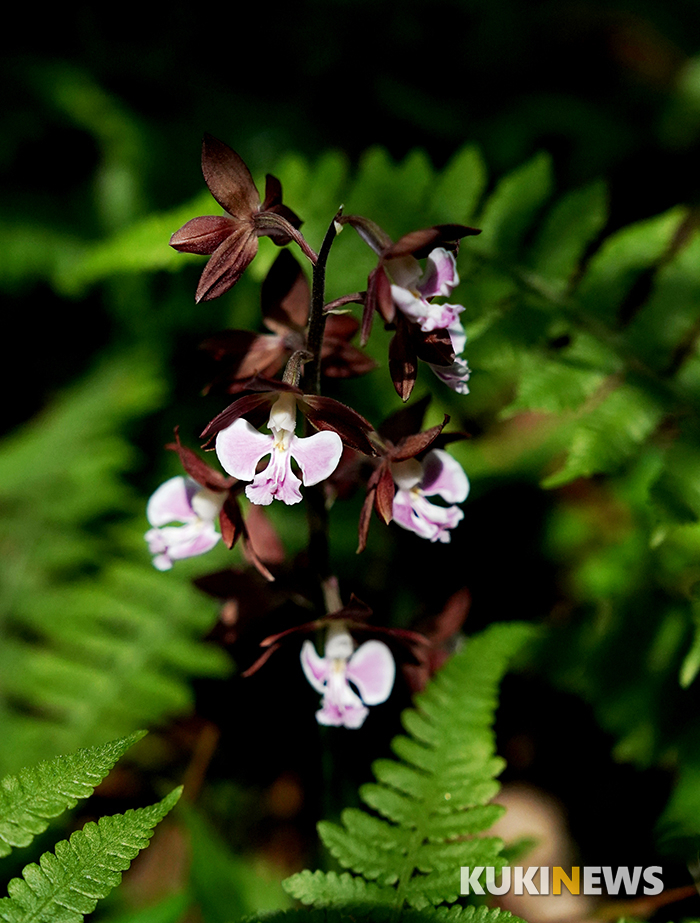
[461,866,664,897]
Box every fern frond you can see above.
[0,787,181,923]
[283,870,395,909]
[284,623,532,915]
[0,731,145,859]
[0,358,230,774]
[241,900,525,922]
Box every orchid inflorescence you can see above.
[145,134,478,727]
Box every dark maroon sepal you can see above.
[169,215,237,255]
[201,133,260,217]
[340,215,393,255]
[166,430,234,492]
[389,321,418,402]
[374,465,396,524]
[301,395,378,456]
[261,249,309,331]
[200,391,276,444]
[391,417,449,461]
[384,224,481,260]
[195,226,259,303]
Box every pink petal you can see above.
[346,640,395,705]
[421,449,470,503]
[316,700,369,728]
[429,357,471,394]
[446,318,467,355]
[391,285,428,323]
[290,430,343,486]
[300,641,329,693]
[147,477,197,527]
[392,490,464,542]
[246,448,303,506]
[216,418,273,480]
[418,248,459,298]
[146,522,221,570]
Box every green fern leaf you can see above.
[284,623,532,915]
[472,153,553,259]
[282,870,395,909]
[0,731,146,859]
[527,180,608,293]
[576,206,687,323]
[240,906,525,923]
[0,787,181,923]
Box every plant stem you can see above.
[306,207,343,395]
[304,208,343,599]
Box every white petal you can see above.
[290,430,343,486]
[147,476,197,527]
[300,640,329,693]
[216,418,274,480]
[421,449,469,503]
[346,640,396,705]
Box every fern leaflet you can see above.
[0,786,181,923]
[284,622,532,916]
[0,731,146,858]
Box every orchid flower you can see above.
[145,476,225,570]
[388,247,464,333]
[385,248,472,395]
[169,134,307,303]
[391,448,469,543]
[215,391,343,506]
[300,625,395,728]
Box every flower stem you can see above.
[304,209,343,599]
[306,207,343,395]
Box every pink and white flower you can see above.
[215,392,343,506]
[391,449,469,543]
[388,247,464,333]
[300,626,395,728]
[145,476,224,570]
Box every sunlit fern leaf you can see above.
[0,787,181,923]
[526,180,608,294]
[575,206,687,324]
[241,906,525,923]
[472,153,553,260]
[284,623,533,915]
[0,732,145,859]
